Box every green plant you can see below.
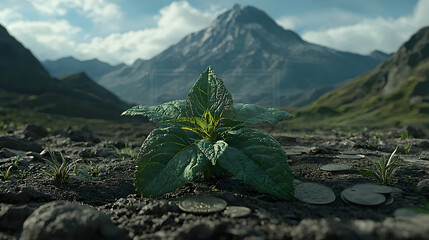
[112,143,135,161]
[413,199,429,214]
[402,143,412,154]
[360,146,403,184]
[44,150,91,184]
[0,165,16,180]
[122,67,294,200]
[82,159,99,177]
[11,158,27,179]
[401,132,413,140]
[0,121,6,135]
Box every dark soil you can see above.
[1,124,429,239]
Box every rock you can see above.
[0,136,43,152]
[417,141,429,149]
[0,203,35,231]
[90,147,117,158]
[66,127,100,143]
[24,124,48,141]
[174,221,230,240]
[290,218,361,240]
[405,126,426,139]
[20,201,130,240]
[309,147,334,154]
[0,187,51,204]
[40,149,62,161]
[373,215,429,239]
[25,151,44,161]
[105,140,126,149]
[290,215,429,240]
[0,148,26,158]
[416,179,429,198]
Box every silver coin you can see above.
[178,195,227,214]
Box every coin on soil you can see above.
[294,182,336,204]
[341,188,386,206]
[320,163,352,172]
[335,154,365,159]
[178,195,227,214]
[349,183,394,194]
[223,206,252,218]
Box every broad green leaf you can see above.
[218,128,294,200]
[122,100,185,127]
[219,118,244,128]
[185,67,233,119]
[135,127,209,197]
[227,103,292,125]
[197,139,228,165]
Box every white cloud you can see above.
[6,20,81,60]
[75,1,218,65]
[276,8,362,32]
[301,0,429,54]
[29,0,122,23]
[276,16,297,30]
[0,8,22,24]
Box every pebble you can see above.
[20,201,130,240]
[0,136,43,152]
[416,179,429,198]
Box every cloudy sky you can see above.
[0,0,428,65]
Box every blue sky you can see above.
[0,0,427,65]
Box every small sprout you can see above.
[402,143,412,154]
[44,150,91,184]
[360,146,403,184]
[0,121,6,136]
[413,199,429,214]
[1,165,16,180]
[17,169,27,179]
[112,143,135,161]
[82,159,99,177]
[401,132,413,140]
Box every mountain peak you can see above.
[207,5,303,44]
[216,4,277,26]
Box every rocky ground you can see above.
[1,123,429,240]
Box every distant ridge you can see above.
[43,56,126,81]
[0,24,128,119]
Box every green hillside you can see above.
[291,26,429,130]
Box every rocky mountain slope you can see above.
[298,26,429,127]
[98,4,386,107]
[43,56,125,81]
[0,24,128,119]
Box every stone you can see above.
[373,215,429,239]
[20,201,130,240]
[24,124,48,141]
[0,136,43,152]
[290,218,361,240]
[174,221,230,240]
[416,179,429,198]
[405,126,426,139]
[291,215,429,240]
[0,187,51,204]
[0,203,35,231]
[0,148,26,158]
[66,127,100,143]
[417,141,429,149]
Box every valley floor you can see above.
[1,123,429,239]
